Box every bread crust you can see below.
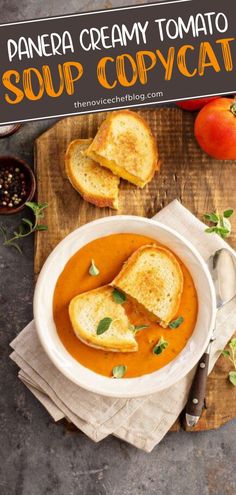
[86,110,159,187]
[112,244,184,327]
[69,285,138,353]
[65,139,119,209]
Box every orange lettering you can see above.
[216,38,235,72]
[97,57,116,89]
[63,61,83,95]
[43,64,64,97]
[136,51,156,85]
[2,70,24,104]
[156,48,175,81]
[23,68,44,100]
[116,54,137,87]
[198,42,220,76]
[177,45,197,77]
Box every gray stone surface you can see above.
[0,1,236,494]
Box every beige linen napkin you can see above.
[10,200,236,452]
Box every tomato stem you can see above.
[230,102,236,117]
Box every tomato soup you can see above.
[53,233,198,378]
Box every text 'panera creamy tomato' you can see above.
[53,233,198,378]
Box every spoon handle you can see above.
[185,352,210,427]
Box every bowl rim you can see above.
[34,215,217,398]
[0,155,36,215]
[0,123,22,138]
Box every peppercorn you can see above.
[0,164,28,209]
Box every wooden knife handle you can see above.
[186,352,210,418]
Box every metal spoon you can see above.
[185,248,236,427]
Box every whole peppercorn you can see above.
[0,164,28,209]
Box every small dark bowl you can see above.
[0,124,22,138]
[0,156,36,215]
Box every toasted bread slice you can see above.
[86,110,159,188]
[65,139,120,209]
[69,285,138,352]
[111,245,183,327]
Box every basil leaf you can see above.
[229,371,236,387]
[96,317,112,335]
[89,259,100,276]
[169,316,184,329]
[112,365,127,378]
[223,209,234,218]
[112,288,126,304]
[153,336,168,355]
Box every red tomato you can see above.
[176,97,220,111]
[194,98,236,160]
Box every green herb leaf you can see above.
[129,324,149,334]
[229,371,236,387]
[229,338,236,349]
[112,288,126,304]
[153,336,168,355]
[0,202,48,254]
[96,317,112,335]
[112,365,127,378]
[204,210,233,239]
[221,350,230,357]
[224,209,234,218]
[9,242,22,254]
[26,201,48,214]
[203,213,219,223]
[133,324,149,333]
[221,338,236,386]
[205,227,218,234]
[22,218,33,228]
[0,225,7,242]
[0,225,7,236]
[169,316,184,329]
[205,226,230,238]
[89,259,100,276]
[35,225,48,231]
[25,201,37,211]
[18,224,26,236]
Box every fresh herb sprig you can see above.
[129,324,149,334]
[0,201,48,254]
[204,209,234,239]
[112,288,126,304]
[221,338,236,387]
[169,316,184,329]
[112,365,127,378]
[153,336,168,355]
[96,317,113,335]
[89,259,100,276]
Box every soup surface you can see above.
[53,233,198,378]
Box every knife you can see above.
[185,248,236,427]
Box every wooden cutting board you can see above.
[34,108,236,432]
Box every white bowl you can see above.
[34,215,216,398]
